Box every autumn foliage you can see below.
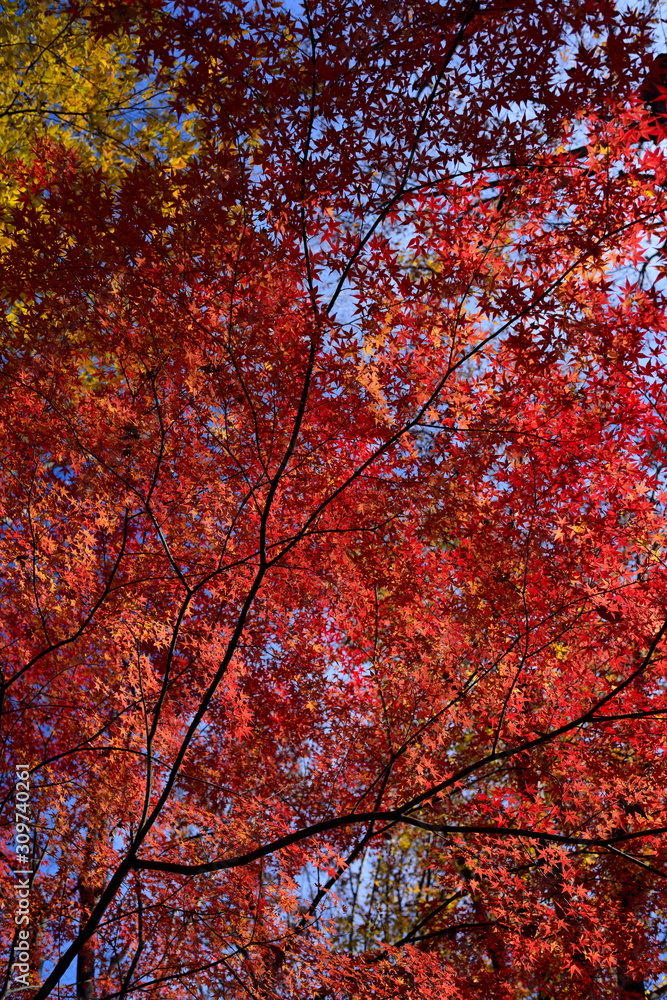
[4,1,667,997]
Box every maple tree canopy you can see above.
[4,1,667,998]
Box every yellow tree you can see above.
[0,0,196,251]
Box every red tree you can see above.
[3,1,667,998]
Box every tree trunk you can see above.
[77,882,97,1000]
